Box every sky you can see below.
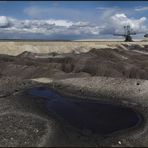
[0,1,148,40]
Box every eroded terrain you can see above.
[0,41,148,146]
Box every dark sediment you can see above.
[27,87,142,135]
[0,44,148,146]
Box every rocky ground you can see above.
[1,42,148,80]
[0,41,148,146]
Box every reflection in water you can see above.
[27,87,142,135]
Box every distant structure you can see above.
[143,34,148,41]
[114,25,136,42]
[144,34,148,38]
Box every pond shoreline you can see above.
[26,87,143,136]
[44,76,148,146]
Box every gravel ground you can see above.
[0,41,148,146]
[48,76,148,147]
[0,77,100,147]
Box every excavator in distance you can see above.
[114,25,136,42]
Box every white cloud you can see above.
[134,6,148,12]
[102,13,147,34]
[0,16,101,36]
[0,16,10,27]
[96,6,121,11]
[46,20,73,27]
[24,6,82,20]
[0,13,146,39]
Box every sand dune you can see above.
[0,41,147,56]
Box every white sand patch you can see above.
[31,77,53,84]
[132,50,148,55]
[0,41,148,56]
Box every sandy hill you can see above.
[0,41,147,56]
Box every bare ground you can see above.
[0,41,148,146]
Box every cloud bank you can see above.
[102,13,147,34]
[0,13,147,39]
[134,6,148,12]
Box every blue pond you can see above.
[27,87,142,135]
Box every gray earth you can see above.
[0,41,148,146]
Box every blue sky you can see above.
[0,1,148,40]
[1,1,148,20]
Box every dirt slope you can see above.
[0,41,147,56]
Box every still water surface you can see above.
[27,87,142,135]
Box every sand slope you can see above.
[0,41,147,56]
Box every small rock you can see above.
[118,141,121,145]
[34,129,39,133]
[24,141,27,144]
